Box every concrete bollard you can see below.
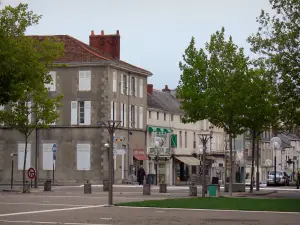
[44,180,52,192]
[23,181,31,193]
[189,184,197,196]
[103,180,108,192]
[159,183,167,193]
[84,181,92,194]
[143,184,151,195]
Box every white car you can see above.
[267,171,289,186]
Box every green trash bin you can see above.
[208,184,220,197]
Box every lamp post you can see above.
[99,120,121,206]
[10,153,17,189]
[198,127,213,198]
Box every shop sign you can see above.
[133,149,145,155]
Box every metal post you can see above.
[202,141,206,198]
[52,162,55,186]
[11,159,14,189]
[274,156,277,186]
[108,131,114,205]
[34,128,39,188]
[256,139,260,191]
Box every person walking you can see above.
[137,165,146,186]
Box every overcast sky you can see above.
[1,0,272,90]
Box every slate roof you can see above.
[278,133,300,149]
[28,35,152,76]
[147,89,184,114]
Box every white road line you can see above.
[117,206,300,215]
[0,205,106,217]
[0,202,90,207]
[99,218,112,220]
[0,220,111,225]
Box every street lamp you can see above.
[98,120,121,206]
[198,127,213,198]
[10,153,17,189]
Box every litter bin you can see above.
[147,174,156,185]
[103,180,108,192]
[208,184,220,197]
[84,181,92,194]
[44,180,51,192]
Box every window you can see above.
[179,131,182,148]
[122,74,129,95]
[157,112,159,120]
[131,76,137,96]
[171,114,174,121]
[129,105,137,128]
[18,143,31,170]
[79,70,91,91]
[149,111,151,119]
[45,71,56,91]
[139,79,143,98]
[120,103,127,127]
[164,113,166,121]
[185,132,187,148]
[112,72,117,92]
[0,105,4,126]
[71,101,91,125]
[76,143,91,170]
[42,143,55,170]
[111,102,117,120]
[139,107,143,129]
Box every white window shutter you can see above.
[114,102,117,121]
[85,71,91,91]
[113,72,117,92]
[71,101,78,125]
[49,71,56,91]
[42,143,54,170]
[126,76,129,95]
[84,101,91,125]
[121,74,124,95]
[79,71,85,91]
[135,77,137,97]
[134,106,137,128]
[110,101,114,120]
[18,143,31,170]
[129,105,132,128]
[139,106,143,129]
[120,103,124,126]
[77,144,91,170]
[27,101,32,124]
[139,79,143,98]
[124,104,127,128]
[129,76,132,96]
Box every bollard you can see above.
[44,180,52,192]
[143,183,151,195]
[84,181,92,194]
[23,181,31,193]
[103,180,108,192]
[189,183,197,196]
[159,183,167,193]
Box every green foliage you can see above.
[248,0,300,128]
[177,27,249,137]
[0,3,64,105]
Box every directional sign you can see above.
[52,144,57,161]
[27,167,36,180]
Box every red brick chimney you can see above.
[89,30,120,59]
[147,84,153,95]
[162,85,170,93]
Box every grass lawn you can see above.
[116,197,300,212]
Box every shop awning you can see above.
[206,156,216,160]
[134,155,148,161]
[175,156,200,166]
[148,126,173,133]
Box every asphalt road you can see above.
[0,186,299,225]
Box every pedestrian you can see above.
[137,165,146,186]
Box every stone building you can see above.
[0,30,152,185]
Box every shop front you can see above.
[132,149,147,177]
[173,156,201,185]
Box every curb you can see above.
[1,189,22,193]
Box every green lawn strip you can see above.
[116,197,300,212]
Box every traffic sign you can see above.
[52,144,57,161]
[27,167,36,180]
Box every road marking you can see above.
[155,211,165,213]
[0,205,106,217]
[117,206,300,215]
[0,202,90,207]
[0,220,111,225]
[100,218,112,220]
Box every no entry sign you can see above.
[27,167,36,180]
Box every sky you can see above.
[1,0,272,90]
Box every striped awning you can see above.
[175,156,200,166]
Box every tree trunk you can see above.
[250,131,256,193]
[23,137,28,193]
[229,133,233,196]
[256,138,260,191]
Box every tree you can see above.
[177,27,251,196]
[248,0,300,129]
[0,87,62,192]
[242,64,279,192]
[0,3,63,105]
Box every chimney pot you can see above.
[91,30,94,36]
[101,30,104,35]
[116,30,120,35]
[162,84,170,93]
[147,84,153,95]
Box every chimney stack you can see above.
[89,30,120,59]
[162,85,170,93]
[147,84,153,95]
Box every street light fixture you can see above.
[197,127,213,198]
[98,120,121,206]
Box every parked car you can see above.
[267,171,290,186]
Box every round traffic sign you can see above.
[27,167,36,180]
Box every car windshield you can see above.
[269,171,281,176]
